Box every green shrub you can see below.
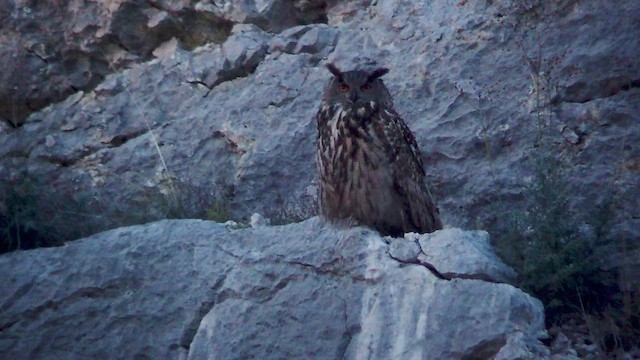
[491,153,613,316]
[489,150,640,351]
[0,174,237,253]
[204,201,231,223]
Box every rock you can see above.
[250,212,267,228]
[223,25,269,68]
[560,125,581,144]
[496,330,552,360]
[0,219,548,359]
[549,331,580,360]
[388,236,421,263]
[187,24,272,89]
[0,22,337,240]
[194,0,327,33]
[0,0,327,126]
[412,228,517,283]
[0,0,229,126]
[44,135,56,147]
[270,24,339,57]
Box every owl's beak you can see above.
[349,90,358,102]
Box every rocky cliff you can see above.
[1,0,638,241]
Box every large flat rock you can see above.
[0,219,548,359]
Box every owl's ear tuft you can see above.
[326,63,343,79]
[368,67,390,81]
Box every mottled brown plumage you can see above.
[316,64,442,237]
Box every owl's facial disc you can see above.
[328,68,387,119]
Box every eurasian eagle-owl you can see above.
[316,64,443,237]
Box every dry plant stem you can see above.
[530,71,544,144]
[520,32,548,146]
[576,284,599,350]
[100,51,178,203]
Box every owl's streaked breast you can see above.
[317,103,397,223]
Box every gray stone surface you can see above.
[270,24,339,57]
[0,0,326,125]
[388,235,422,263]
[187,24,271,89]
[0,19,334,239]
[194,0,327,33]
[412,228,517,283]
[0,219,547,359]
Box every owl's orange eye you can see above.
[338,84,350,92]
[361,83,373,91]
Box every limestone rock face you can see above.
[0,0,325,126]
[0,219,548,360]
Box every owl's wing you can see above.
[378,109,443,233]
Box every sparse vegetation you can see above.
[488,149,639,353]
[204,200,232,223]
[481,3,640,352]
[0,49,246,253]
[490,151,615,315]
[0,173,237,253]
[0,176,64,253]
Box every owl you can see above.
[316,64,443,237]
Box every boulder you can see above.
[0,219,548,359]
